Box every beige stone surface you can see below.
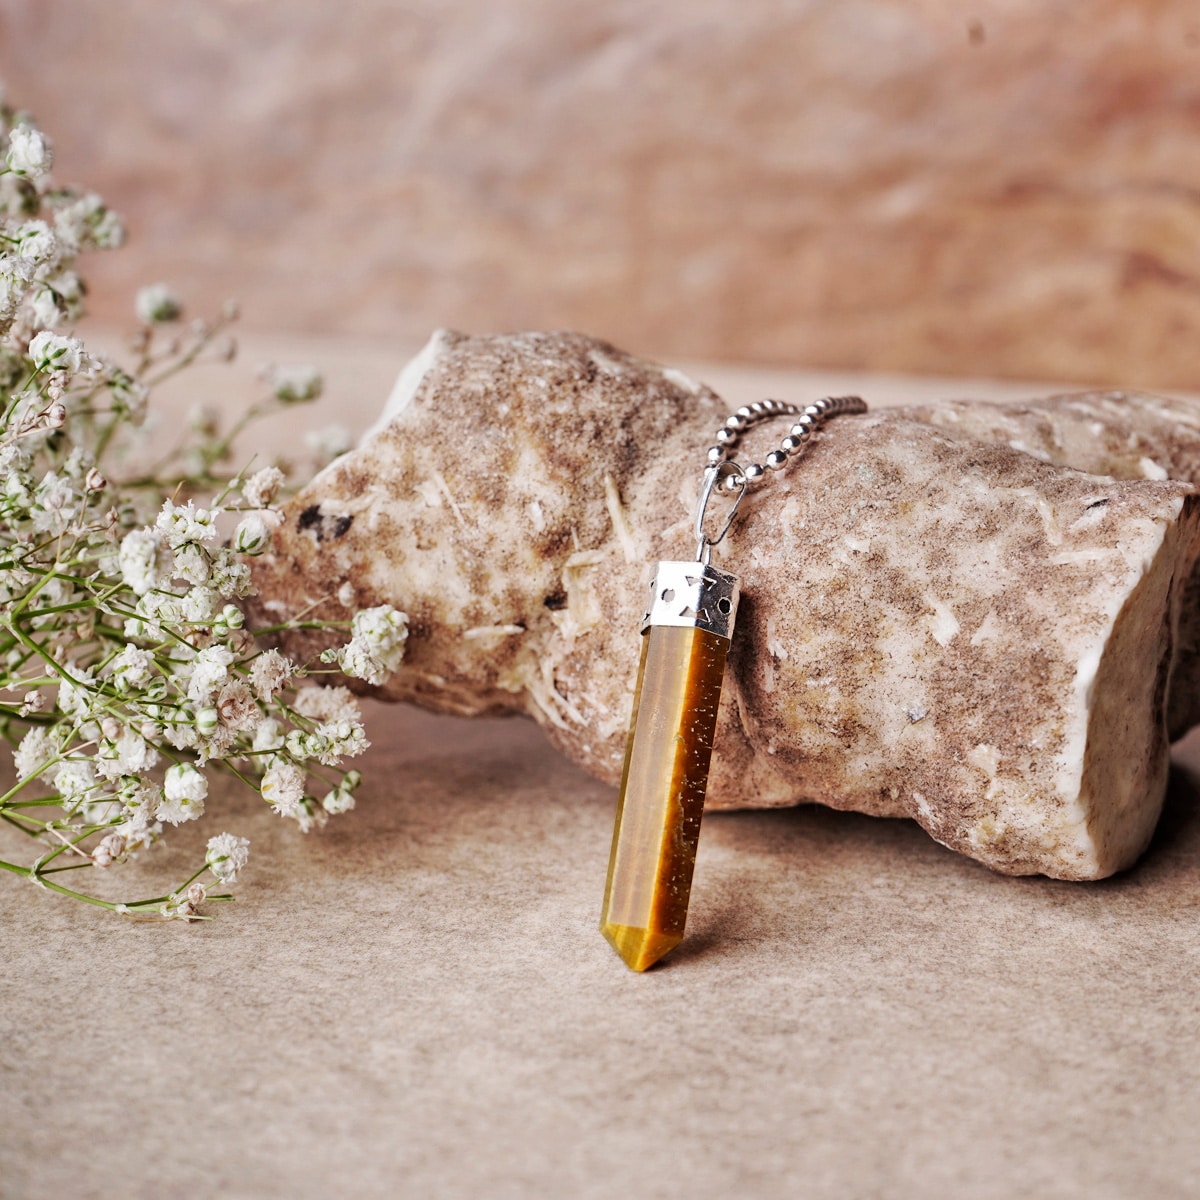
[3,3,1200,388]
[4,703,1200,1199]
[3,338,1200,1197]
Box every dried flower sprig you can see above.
[0,91,400,919]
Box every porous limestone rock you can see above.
[251,331,1200,881]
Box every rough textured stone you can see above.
[251,331,1200,881]
[4,2,1200,388]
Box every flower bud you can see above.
[265,363,323,404]
[135,283,182,324]
[215,603,245,632]
[92,832,125,869]
[5,126,52,178]
[188,403,218,436]
[196,707,219,736]
[233,514,269,556]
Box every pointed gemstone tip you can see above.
[601,920,683,972]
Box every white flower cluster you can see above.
[328,605,409,687]
[206,832,250,884]
[0,91,402,920]
[263,362,323,404]
[1,121,122,349]
[135,282,182,325]
[5,126,52,178]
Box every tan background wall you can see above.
[2,0,1200,388]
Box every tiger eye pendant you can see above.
[599,394,865,971]
[600,561,739,972]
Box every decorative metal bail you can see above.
[693,461,746,565]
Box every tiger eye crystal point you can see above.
[600,620,731,972]
[600,921,682,973]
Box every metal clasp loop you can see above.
[694,461,747,564]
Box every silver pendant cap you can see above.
[640,560,741,640]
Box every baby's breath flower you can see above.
[206,832,250,884]
[160,885,206,919]
[242,465,283,508]
[107,644,155,688]
[336,605,409,687]
[261,760,306,818]
[0,87,374,922]
[156,498,220,548]
[52,191,123,251]
[252,717,285,755]
[118,528,171,595]
[0,253,32,319]
[95,729,158,781]
[233,512,269,555]
[159,763,207,824]
[31,470,79,533]
[14,725,56,779]
[292,685,359,723]
[213,603,244,636]
[322,781,358,815]
[316,717,368,762]
[107,367,148,424]
[53,759,99,811]
[5,125,51,178]
[216,679,259,731]
[188,403,218,436]
[210,557,252,600]
[13,219,57,265]
[56,664,95,721]
[28,284,63,330]
[49,270,84,318]
[188,644,234,703]
[173,542,212,587]
[118,778,163,823]
[265,363,323,404]
[28,330,83,375]
[91,831,126,868]
[135,283,182,324]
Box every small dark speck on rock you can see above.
[297,504,353,543]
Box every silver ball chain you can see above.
[693,394,867,562]
[706,394,868,488]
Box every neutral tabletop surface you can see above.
[2,337,1198,1200]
